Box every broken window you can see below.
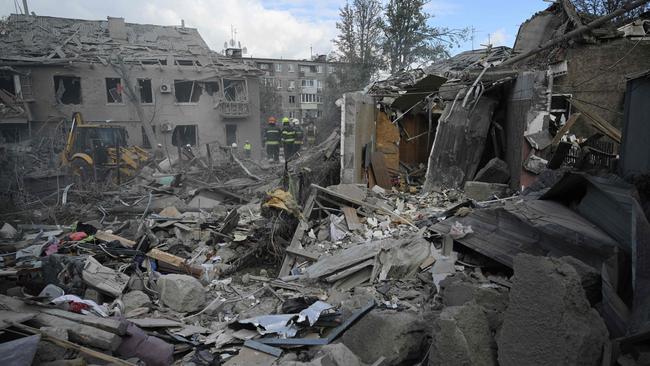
[172,125,197,147]
[289,95,296,104]
[175,59,197,66]
[105,78,123,104]
[288,80,296,90]
[141,58,168,65]
[53,76,82,105]
[174,80,202,103]
[141,125,156,148]
[258,63,270,70]
[288,64,295,72]
[0,126,21,143]
[226,125,237,146]
[301,79,315,87]
[204,81,220,96]
[223,79,247,102]
[550,94,572,134]
[329,65,336,73]
[275,63,282,72]
[0,73,16,95]
[137,78,153,104]
[317,65,323,73]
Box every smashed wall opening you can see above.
[105,77,123,104]
[53,75,82,105]
[173,80,202,103]
[172,124,197,147]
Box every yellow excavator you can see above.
[61,112,150,182]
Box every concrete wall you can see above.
[14,62,262,159]
[340,92,375,184]
[554,38,650,129]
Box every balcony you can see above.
[219,101,250,118]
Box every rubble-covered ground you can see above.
[0,131,647,366]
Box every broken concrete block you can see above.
[157,274,205,312]
[0,223,17,239]
[121,290,151,313]
[497,254,609,366]
[35,327,68,363]
[439,273,509,332]
[474,158,510,184]
[339,309,427,365]
[463,181,509,201]
[429,303,497,366]
[82,256,129,297]
[559,256,601,306]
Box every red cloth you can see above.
[69,232,88,241]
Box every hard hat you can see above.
[231,142,237,148]
[268,116,277,124]
[282,117,290,124]
[291,118,300,125]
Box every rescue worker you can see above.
[305,120,317,147]
[281,117,296,159]
[264,116,281,162]
[243,140,252,159]
[293,119,304,153]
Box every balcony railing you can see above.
[219,101,250,118]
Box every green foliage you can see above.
[382,0,468,74]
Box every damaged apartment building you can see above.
[342,0,650,195]
[0,14,264,160]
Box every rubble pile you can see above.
[1,2,650,365]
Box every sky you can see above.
[0,0,548,60]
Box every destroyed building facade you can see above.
[341,1,650,193]
[0,14,264,158]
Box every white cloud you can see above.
[0,0,339,59]
[424,0,460,17]
[482,28,510,47]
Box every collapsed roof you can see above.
[0,14,261,75]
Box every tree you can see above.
[382,0,468,74]
[332,0,384,87]
[259,81,282,129]
[572,0,648,21]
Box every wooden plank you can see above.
[278,188,317,277]
[370,152,392,189]
[95,230,136,248]
[325,259,375,283]
[31,313,122,351]
[342,206,362,231]
[12,322,136,366]
[551,113,581,147]
[0,310,35,330]
[147,248,203,277]
[41,308,127,335]
[130,318,183,328]
[285,246,320,261]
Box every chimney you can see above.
[107,17,127,40]
[181,19,185,28]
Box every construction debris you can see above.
[1,2,650,366]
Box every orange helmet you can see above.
[268,116,277,124]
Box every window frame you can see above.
[53,75,82,105]
[173,79,202,105]
[137,78,154,105]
